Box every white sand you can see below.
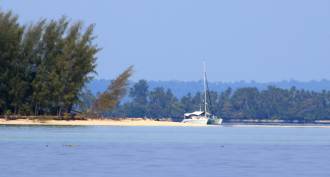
[0,118,206,127]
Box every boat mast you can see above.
[203,62,207,117]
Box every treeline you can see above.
[87,79,330,98]
[88,80,330,120]
[0,10,99,116]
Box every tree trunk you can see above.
[34,103,38,116]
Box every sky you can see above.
[1,0,330,82]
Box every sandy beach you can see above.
[1,118,330,128]
[0,118,207,127]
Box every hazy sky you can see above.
[2,0,330,82]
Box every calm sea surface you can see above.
[0,125,330,177]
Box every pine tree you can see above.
[92,66,134,116]
[0,11,24,114]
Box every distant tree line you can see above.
[82,80,330,121]
[0,10,134,117]
[87,79,330,98]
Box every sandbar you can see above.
[0,118,206,127]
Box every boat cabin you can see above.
[184,111,210,118]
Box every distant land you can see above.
[88,79,330,98]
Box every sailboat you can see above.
[182,63,223,125]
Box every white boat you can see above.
[182,63,223,125]
[182,111,209,124]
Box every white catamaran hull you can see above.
[208,118,223,125]
[182,118,209,125]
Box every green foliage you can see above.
[78,88,96,113]
[0,11,24,114]
[126,80,149,117]
[108,81,330,121]
[0,10,98,116]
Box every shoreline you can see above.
[0,118,206,127]
[227,124,330,128]
[1,118,330,128]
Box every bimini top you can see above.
[184,111,210,117]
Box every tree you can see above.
[126,80,149,117]
[230,87,260,119]
[92,66,134,115]
[180,93,193,113]
[31,17,99,116]
[0,11,24,114]
[130,80,149,104]
[147,88,182,118]
[0,9,99,116]
[77,88,96,113]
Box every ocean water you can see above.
[0,125,330,177]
